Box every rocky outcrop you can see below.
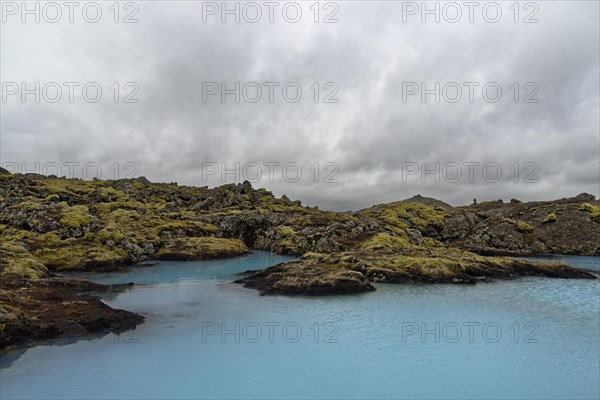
[235,262,375,296]
[236,246,595,295]
[360,193,600,256]
[435,194,600,256]
[0,171,597,301]
[0,273,144,353]
[0,173,383,275]
[158,237,248,261]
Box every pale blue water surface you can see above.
[519,254,600,271]
[1,251,598,399]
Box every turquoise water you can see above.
[1,251,599,399]
[519,254,600,271]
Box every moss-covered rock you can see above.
[235,261,375,296]
[158,237,248,261]
[0,174,597,300]
[359,232,412,250]
[0,242,49,279]
[238,245,595,293]
[515,221,535,233]
[579,203,600,222]
[60,205,93,228]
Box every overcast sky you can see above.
[1,0,599,210]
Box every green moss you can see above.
[33,179,74,195]
[158,237,248,260]
[60,205,93,228]
[43,194,61,203]
[385,255,462,278]
[94,199,146,214]
[525,232,538,245]
[104,209,158,244]
[501,218,536,233]
[3,258,48,279]
[360,233,411,250]
[11,200,42,211]
[301,252,327,260]
[364,202,449,233]
[97,224,126,244]
[0,226,34,241]
[0,241,49,279]
[515,221,535,233]
[34,232,62,246]
[278,226,296,236]
[260,203,309,213]
[39,240,129,271]
[579,203,600,222]
[276,225,301,252]
[542,213,557,224]
[0,242,28,254]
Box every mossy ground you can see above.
[158,237,248,260]
[0,176,282,274]
[579,203,600,222]
[359,232,412,250]
[363,202,450,235]
[1,174,596,288]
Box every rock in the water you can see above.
[235,261,375,296]
[0,274,144,352]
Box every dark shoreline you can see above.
[0,274,144,355]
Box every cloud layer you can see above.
[2,1,599,210]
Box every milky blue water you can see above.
[1,251,599,400]
[519,254,600,271]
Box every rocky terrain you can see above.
[235,237,596,296]
[360,193,600,256]
[0,273,143,351]
[0,169,598,350]
[438,194,600,256]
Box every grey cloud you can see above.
[1,0,598,211]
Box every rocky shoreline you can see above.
[235,248,596,296]
[0,273,144,353]
[0,170,598,350]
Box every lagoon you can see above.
[1,251,598,399]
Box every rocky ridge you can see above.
[0,171,598,350]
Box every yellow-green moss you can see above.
[3,258,48,279]
[579,203,600,222]
[301,252,327,260]
[542,213,557,224]
[276,225,301,252]
[278,226,296,236]
[39,240,129,271]
[364,202,450,233]
[0,242,28,254]
[60,205,93,228]
[525,232,538,245]
[158,237,248,259]
[360,232,411,250]
[515,221,535,233]
[11,200,42,211]
[384,255,462,278]
[97,224,126,244]
[0,226,34,241]
[0,242,49,278]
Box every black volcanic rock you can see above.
[0,273,144,352]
